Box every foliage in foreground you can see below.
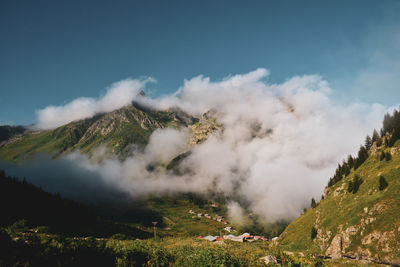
[1,229,333,267]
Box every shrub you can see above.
[348,175,363,194]
[311,227,317,240]
[310,198,317,209]
[385,151,392,161]
[379,176,388,191]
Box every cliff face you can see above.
[279,141,400,265]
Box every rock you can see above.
[316,229,331,251]
[342,225,359,251]
[326,234,342,259]
[188,111,221,145]
[283,251,294,257]
[362,231,382,245]
[333,183,345,197]
[260,255,277,265]
[356,247,373,260]
[368,202,388,215]
[390,147,400,155]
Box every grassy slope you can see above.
[279,143,400,261]
[145,196,229,237]
[0,106,180,162]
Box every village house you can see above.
[204,213,211,219]
[188,209,195,214]
[211,202,219,208]
[197,213,203,217]
[215,215,224,222]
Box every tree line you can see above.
[0,170,96,233]
[327,108,400,188]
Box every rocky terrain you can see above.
[279,134,400,266]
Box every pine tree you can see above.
[347,155,354,169]
[365,135,372,150]
[385,151,392,161]
[311,198,317,208]
[352,175,363,194]
[379,175,388,190]
[372,129,380,143]
[347,180,353,193]
[311,226,317,239]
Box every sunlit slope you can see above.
[279,141,400,264]
[0,105,188,162]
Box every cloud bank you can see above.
[25,69,390,224]
[35,78,155,129]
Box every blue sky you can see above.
[1,0,400,125]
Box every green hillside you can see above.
[0,104,190,162]
[279,109,400,266]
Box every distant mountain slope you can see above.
[0,125,26,143]
[279,110,400,266]
[0,104,195,162]
[0,169,95,231]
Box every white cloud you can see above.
[29,69,394,224]
[34,77,155,129]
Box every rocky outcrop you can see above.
[325,225,359,259]
[189,111,221,145]
[259,255,277,265]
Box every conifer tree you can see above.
[365,135,372,150]
[311,226,317,239]
[379,175,388,190]
[311,198,317,208]
[372,129,380,143]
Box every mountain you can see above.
[0,125,26,143]
[279,110,400,266]
[0,103,199,162]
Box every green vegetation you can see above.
[311,226,317,240]
[0,105,186,162]
[379,175,388,191]
[279,108,400,263]
[347,174,363,194]
[311,198,317,208]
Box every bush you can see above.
[379,176,388,191]
[310,198,317,209]
[380,152,385,161]
[311,227,317,240]
[173,246,244,267]
[348,175,363,194]
[385,152,392,161]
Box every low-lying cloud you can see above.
[18,69,392,224]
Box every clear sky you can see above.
[1,0,400,125]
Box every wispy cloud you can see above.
[35,77,155,129]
